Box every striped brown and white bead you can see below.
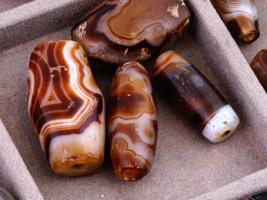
[72,0,191,64]
[251,49,267,92]
[154,50,240,143]
[108,61,158,181]
[28,40,105,176]
[211,0,259,43]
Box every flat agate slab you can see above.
[72,0,191,64]
[108,61,158,181]
[154,50,240,143]
[28,40,105,176]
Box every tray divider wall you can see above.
[0,120,44,200]
[187,0,267,163]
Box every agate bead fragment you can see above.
[108,61,158,181]
[154,50,240,143]
[251,49,267,92]
[28,40,105,176]
[211,0,259,43]
[72,0,191,64]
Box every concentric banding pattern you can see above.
[109,61,157,181]
[213,0,258,21]
[212,0,259,42]
[28,40,105,176]
[72,0,191,64]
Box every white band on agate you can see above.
[202,105,240,143]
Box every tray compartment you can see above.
[1,0,267,199]
[0,29,265,200]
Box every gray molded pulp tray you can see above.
[1,0,267,200]
[0,0,33,13]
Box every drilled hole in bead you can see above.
[72,164,85,169]
[222,130,231,138]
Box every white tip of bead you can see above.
[202,105,240,143]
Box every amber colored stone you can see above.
[154,50,240,143]
[212,0,259,43]
[251,49,267,91]
[72,0,191,64]
[108,61,157,181]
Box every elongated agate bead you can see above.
[211,0,259,43]
[154,50,240,143]
[251,49,267,92]
[28,40,105,176]
[108,61,158,181]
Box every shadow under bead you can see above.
[211,0,260,43]
[71,0,191,64]
[154,50,240,143]
[27,40,105,176]
[251,49,267,92]
[108,61,158,181]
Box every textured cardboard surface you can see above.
[0,121,43,200]
[0,0,267,199]
[0,0,98,50]
[192,167,267,200]
[0,0,32,13]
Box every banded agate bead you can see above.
[28,40,105,176]
[108,61,158,181]
[212,0,259,43]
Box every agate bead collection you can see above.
[27,0,244,180]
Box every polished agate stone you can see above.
[212,0,259,43]
[28,40,105,176]
[154,50,240,143]
[251,49,267,91]
[72,0,190,64]
[108,61,158,181]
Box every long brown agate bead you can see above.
[211,0,259,43]
[28,40,105,176]
[251,49,267,92]
[154,50,239,143]
[72,0,190,64]
[108,61,158,181]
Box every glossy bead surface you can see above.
[251,49,267,91]
[72,0,190,64]
[108,61,157,181]
[212,0,259,43]
[154,50,240,143]
[28,40,105,176]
